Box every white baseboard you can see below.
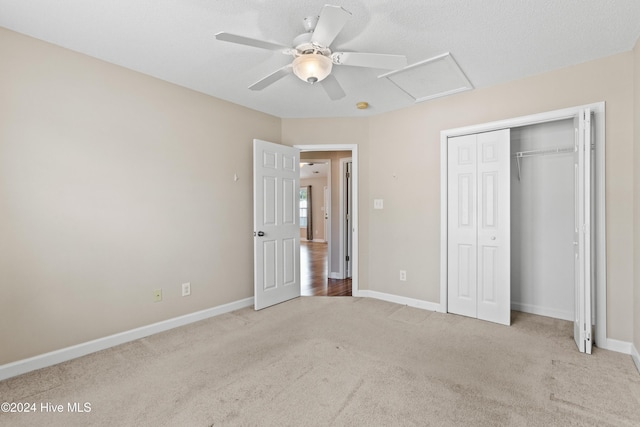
[329,272,343,279]
[597,337,632,354]
[357,290,440,312]
[0,297,254,382]
[511,302,573,322]
[630,344,640,374]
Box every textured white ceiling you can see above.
[1,0,639,118]
[300,162,329,180]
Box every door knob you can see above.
[257,231,265,237]
[490,236,496,240]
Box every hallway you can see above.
[300,241,352,296]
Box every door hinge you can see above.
[585,330,591,342]
[346,255,350,261]
[346,172,350,178]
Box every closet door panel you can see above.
[477,129,511,325]
[448,135,477,318]
[458,174,474,227]
[456,244,476,298]
[573,109,592,353]
[481,172,498,228]
[480,246,498,301]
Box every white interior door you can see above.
[447,134,478,318]
[253,139,301,310]
[573,110,592,353]
[476,130,511,325]
[448,129,511,325]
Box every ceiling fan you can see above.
[215,4,407,100]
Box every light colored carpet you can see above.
[1,296,639,426]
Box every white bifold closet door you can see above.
[573,109,592,354]
[447,129,511,326]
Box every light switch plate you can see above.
[181,282,191,297]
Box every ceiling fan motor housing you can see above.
[303,15,319,32]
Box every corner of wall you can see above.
[632,344,640,375]
[634,35,640,371]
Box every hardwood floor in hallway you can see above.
[301,240,352,296]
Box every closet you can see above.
[444,107,594,353]
[510,119,575,322]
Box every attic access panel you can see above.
[379,53,473,102]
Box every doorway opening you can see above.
[296,145,358,297]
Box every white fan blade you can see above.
[320,75,346,100]
[249,65,292,91]
[215,32,289,51]
[311,5,351,47]
[332,52,407,70]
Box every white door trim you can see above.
[294,144,359,296]
[323,185,329,243]
[440,102,606,347]
[340,157,353,279]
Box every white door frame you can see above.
[295,144,359,296]
[323,185,329,243]
[341,157,353,278]
[439,102,606,347]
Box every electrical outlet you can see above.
[153,289,162,302]
[181,282,191,297]
[399,270,407,281]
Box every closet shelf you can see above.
[512,145,575,181]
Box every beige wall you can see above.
[300,176,327,241]
[285,52,636,342]
[0,28,281,364]
[634,36,640,354]
[2,25,638,366]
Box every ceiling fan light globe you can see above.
[292,54,332,84]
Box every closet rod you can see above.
[513,145,574,181]
[513,146,574,159]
